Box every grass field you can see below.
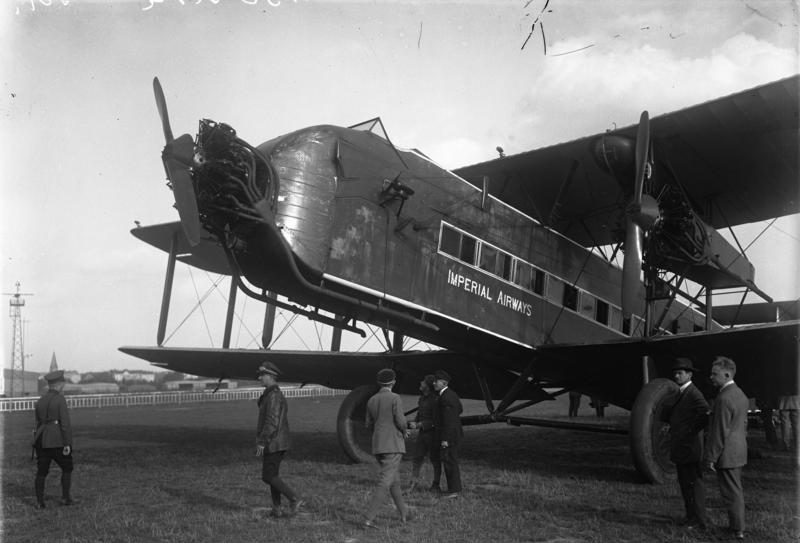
[1,394,797,542]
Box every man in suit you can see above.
[33,370,74,509]
[363,368,412,529]
[255,361,304,518]
[662,357,709,530]
[407,374,441,492]
[433,370,463,498]
[704,356,749,540]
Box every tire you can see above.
[629,377,678,484]
[336,384,377,464]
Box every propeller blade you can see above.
[163,134,202,246]
[621,217,643,319]
[633,110,650,205]
[153,77,174,143]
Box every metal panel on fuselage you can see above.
[326,128,633,347]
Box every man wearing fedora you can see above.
[704,356,749,540]
[661,357,710,530]
[32,370,74,508]
[362,368,413,529]
[255,361,304,518]
[433,369,463,498]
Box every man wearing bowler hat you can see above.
[661,357,710,531]
[255,361,304,518]
[433,370,463,498]
[32,370,74,509]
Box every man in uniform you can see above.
[362,368,412,529]
[255,361,304,518]
[33,370,74,509]
[407,374,441,492]
[433,370,463,498]
[661,357,709,530]
[704,356,749,540]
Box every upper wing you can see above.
[453,75,799,247]
[534,320,800,408]
[131,222,231,274]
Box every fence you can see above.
[0,386,348,413]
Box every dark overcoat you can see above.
[33,389,72,448]
[256,385,291,453]
[436,387,464,445]
[663,382,709,464]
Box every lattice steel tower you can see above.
[4,282,33,397]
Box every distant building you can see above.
[111,370,156,383]
[1,368,42,397]
[63,382,120,395]
[164,379,237,391]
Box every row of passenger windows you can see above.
[439,223,644,336]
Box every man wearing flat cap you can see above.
[32,370,74,508]
[255,361,304,518]
[433,369,463,498]
[661,357,710,530]
[362,368,412,528]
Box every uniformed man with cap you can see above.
[362,368,413,529]
[255,361,304,518]
[433,369,463,498]
[661,357,710,531]
[32,370,74,508]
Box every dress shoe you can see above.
[441,492,460,499]
[288,498,305,516]
[61,497,75,506]
[362,519,379,530]
[428,484,441,494]
[269,507,284,518]
[733,531,745,540]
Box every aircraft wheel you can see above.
[336,384,377,464]
[629,377,678,483]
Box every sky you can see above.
[1,0,798,374]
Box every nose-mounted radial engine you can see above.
[191,119,279,245]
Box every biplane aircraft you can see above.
[121,75,800,483]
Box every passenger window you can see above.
[479,244,497,273]
[533,269,545,295]
[610,306,623,331]
[563,284,578,311]
[440,225,460,257]
[579,293,595,319]
[514,261,532,289]
[548,278,564,304]
[499,253,512,280]
[595,300,609,325]
[460,235,476,265]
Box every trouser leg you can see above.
[35,448,51,506]
[262,451,296,506]
[441,444,462,493]
[430,444,442,488]
[365,453,402,521]
[717,468,745,532]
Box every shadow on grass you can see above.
[159,485,244,511]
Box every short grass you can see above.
[1,394,797,543]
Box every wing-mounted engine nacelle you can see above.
[592,134,637,191]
